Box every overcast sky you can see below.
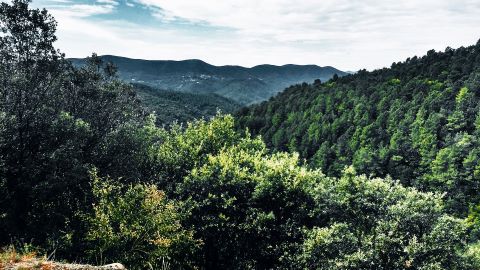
[29,0,480,71]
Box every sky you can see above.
[26,0,480,71]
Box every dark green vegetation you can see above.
[134,83,240,126]
[1,1,480,269]
[238,42,480,215]
[71,55,346,105]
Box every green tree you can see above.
[300,167,473,269]
[0,0,142,248]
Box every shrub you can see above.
[83,170,200,269]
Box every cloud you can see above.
[31,0,480,71]
[96,0,118,5]
[38,0,117,18]
[128,0,480,69]
[65,4,115,17]
[132,0,478,40]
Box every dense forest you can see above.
[1,1,480,269]
[134,83,240,126]
[238,41,480,215]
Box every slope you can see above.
[133,83,241,125]
[237,40,480,214]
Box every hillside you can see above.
[3,1,480,269]
[237,40,480,214]
[70,55,346,105]
[133,83,241,125]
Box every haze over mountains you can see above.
[70,55,346,105]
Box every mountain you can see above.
[237,40,480,214]
[133,83,241,125]
[70,55,346,105]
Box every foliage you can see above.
[178,140,320,269]
[134,83,241,126]
[237,39,480,214]
[465,242,480,267]
[83,170,200,269]
[300,167,472,269]
[1,1,479,269]
[0,0,141,250]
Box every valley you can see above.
[71,55,346,105]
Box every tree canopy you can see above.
[237,39,480,215]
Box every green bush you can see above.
[83,170,200,269]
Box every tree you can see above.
[0,0,142,248]
[0,0,66,243]
[300,167,473,269]
[236,39,480,216]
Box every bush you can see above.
[83,170,200,269]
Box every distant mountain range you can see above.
[70,55,346,105]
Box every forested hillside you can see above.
[71,55,346,105]
[237,41,480,214]
[134,83,240,125]
[2,1,480,269]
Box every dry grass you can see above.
[0,246,126,270]
[39,262,54,270]
[0,246,45,270]
[1,248,126,270]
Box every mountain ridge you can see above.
[75,55,340,70]
[70,55,346,104]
